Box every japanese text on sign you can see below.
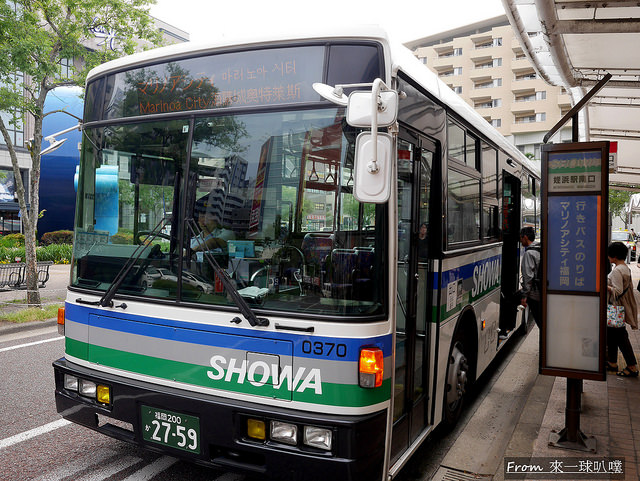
[548,150,601,192]
[547,196,599,292]
[104,46,324,119]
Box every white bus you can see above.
[54,26,540,481]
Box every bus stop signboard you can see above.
[540,141,608,381]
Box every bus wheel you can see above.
[444,336,469,426]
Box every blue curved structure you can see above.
[40,87,83,238]
[74,165,119,236]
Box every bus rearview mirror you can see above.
[353,132,392,203]
[346,90,398,128]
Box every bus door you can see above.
[499,171,521,335]
[391,135,435,462]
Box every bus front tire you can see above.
[443,335,469,427]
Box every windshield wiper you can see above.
[99,216,170,308]
[187,219,269,327]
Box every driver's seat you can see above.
[300,233,333,292]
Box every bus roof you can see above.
[87,25,539,179]
[86,25,393,81]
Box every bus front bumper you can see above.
[53,358,386,481]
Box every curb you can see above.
[0,318,58,336]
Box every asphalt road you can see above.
[0,325,259,481]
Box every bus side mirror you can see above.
[346,91,398,128]
[348,81,397,204]
[353,132,392,203]
[313,79,397,204]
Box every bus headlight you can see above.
[270,421,297,445]
[64,374,78,391]
[303,426,332,451]
[79,379,97,398]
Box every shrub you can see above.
[0,246,25,263]
[0,233,25,248]
[37,244,73,263]
[0,244,72,264]
[41,230,74,245]
[111,232,133,244]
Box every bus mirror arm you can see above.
[368,78,385,174]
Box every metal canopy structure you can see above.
[503,0,640,188]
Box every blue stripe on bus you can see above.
[65,302,392,361]
[439,254,502,289]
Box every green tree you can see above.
[0,0,162,305]
[610,189,633,227]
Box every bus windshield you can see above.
[72,107,387,318]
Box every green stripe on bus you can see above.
[65,338,390,407]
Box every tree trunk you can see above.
[0,117,42,307]
[24,224,40,307]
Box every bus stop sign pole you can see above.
[541,74,611,453]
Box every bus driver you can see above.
[190,196,235,252]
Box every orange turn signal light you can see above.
[359,347,383,388]
[57,307,65,335]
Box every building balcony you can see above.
[557,93,572,108]
[470,66,501,80]
[475,104,498,113]
[433,42,455,54]
[470,32,493,45]
[520,99,552,112]
[511,38,525,51]
[469,45,502,60]
[511,78,540,92]
[511,104,536,115]
[511,120,549,134]
[472,54,492,65]
[469,87,498,99]
[511,57,531,71]
[432,58,455,71]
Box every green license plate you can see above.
[141,405,201,454]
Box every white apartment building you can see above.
[405,15,573,162]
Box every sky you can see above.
[149,0,506,45]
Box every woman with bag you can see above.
[607,241,639,377]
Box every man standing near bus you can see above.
[519,226,541,329]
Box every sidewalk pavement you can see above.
[0,264,69,335]
[494,262,640,481]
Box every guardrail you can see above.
[0,261,53,289]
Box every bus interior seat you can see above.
[353,248,374,299]
[300,233,334,290]
[325,248,356,297]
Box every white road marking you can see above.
[0,418,71,449]
[78,455,141,481]
[32,451,119,481]
[0,336,63,353]
[122,456,178,481]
